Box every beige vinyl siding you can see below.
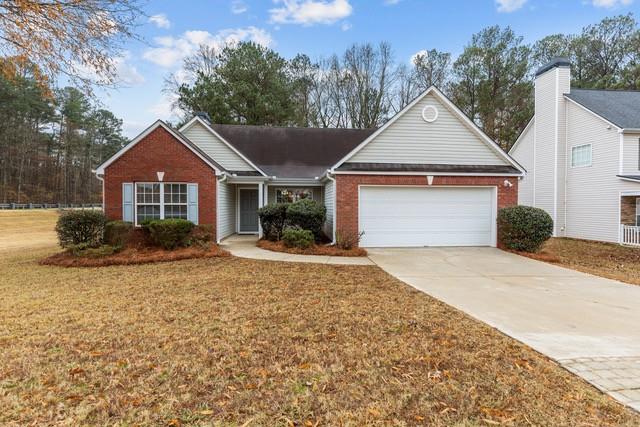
[565,102,640,243]
[182,121,255,172]
[323,180,334,238]
[350,93,509,165]
[266,185,323,204]
[533,69,559,233]
[622,133,640,175]
[217,181,236,241]
[510,119,535,206]
[555,67,571,234]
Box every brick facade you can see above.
[335,174,519,245]
[103,126,217,227]
[621,196,639,225]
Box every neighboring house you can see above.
[95,87,524,248]
[510,58,640,246]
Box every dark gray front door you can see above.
[239,189,259,233]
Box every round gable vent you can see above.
[422,105,438,123]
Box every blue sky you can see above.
[103,0,639,137]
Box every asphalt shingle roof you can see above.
[211,124,377,178]
[565,89,640,129]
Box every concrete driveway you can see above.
[368,247,640,411]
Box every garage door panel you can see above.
[359,187,495,247]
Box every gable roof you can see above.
[94,120,223,175]
[211,124,376,178]
[565,88,640,130]
[180,116,268,176]
[331,86,525,174]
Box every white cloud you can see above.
[231,0,248,14]
[269,0,353,25]
[495,0,527,12]
[591,0,633,8]
[149,14,171,29]
[149,94,178,118]
[384,0,402,4]
[142,27,273,68]
[341,21,352,31]
[73,52,144,86]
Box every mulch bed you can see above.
[257,239,368,257]
[39,244,230,268]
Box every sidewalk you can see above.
[220,235,374,265]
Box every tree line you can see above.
[172,14,640,152]
[0,60,127,204]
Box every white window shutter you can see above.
[122,183,134,223]
[187,184,199,225]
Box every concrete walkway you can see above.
[220,235,374,265]
[367,247,640,412]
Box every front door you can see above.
[239,189,259,233]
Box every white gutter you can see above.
[326,169,337,245]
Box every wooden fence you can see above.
[0,203,102,210]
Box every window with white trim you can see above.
[276,188,313,203]
[135,182,188,225]
[571,144,592,167]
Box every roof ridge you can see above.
[570,87,640,94]
[212,123,377,131]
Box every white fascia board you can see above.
[94,120,221,176]
[331,171,523,177]
[564,96,623,131]
[618,177,640,185]
[509,116,535,155]
[268,178,321,185]
[331,86,526,175]
[180,116,268,177]
[621,129,640,134]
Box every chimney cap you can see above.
[194,111,211,123]
[535,57,571,77]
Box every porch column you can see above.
[258,182,264,238]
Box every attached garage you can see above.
[358,186,497,247]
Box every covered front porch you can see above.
[217,175,325,242]
[620,193,640,246]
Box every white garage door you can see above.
[359,186,496,247]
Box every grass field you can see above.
[0,211,638,425]
[537,238,640,286]
[0,209,59,252]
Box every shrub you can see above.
[258,203,289,241]
[104,220,133,248]
[70,244,118,258]
[146,219,195,250]
[187,224,215,248]
[55,210,107,249]
[282,227,314,249]
[335,229,365,250]
[498,205,553,252]
[286,199,326,239]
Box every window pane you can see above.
[276,188,313,203]
[164,204,188,219]
[136,205,160,224]
[572,145,591,167]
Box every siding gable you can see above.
[349,93,509,166]
[182,121,256,172]
[510,119,535,206]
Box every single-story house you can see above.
[95,86,524,247]
[510,58,640,246]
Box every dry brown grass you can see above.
[0,212,638,425]
[520,238,640,286]
[0,209,59,252]
[258,239,368,257]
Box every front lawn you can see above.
[527,238,640,286]
[1,249,637,425]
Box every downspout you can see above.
[216,172,228,244]
[93,169,105,213]
[326,169,337,245]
